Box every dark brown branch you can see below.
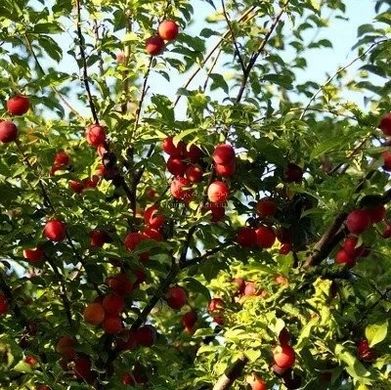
[76,0,99,124]
[235,1,290,104]
[45,256,74,329]
[213,355,249,390]
[174,5,257,107]
[221,0,246,73]
[304,213,347,268]
[132,56,153,139]
[180,242,230,269]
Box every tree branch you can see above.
[235,1,290,104]
[76,0,99,124]
[174,5,257,107]
[45,256,74,329]
[213,355,249,390]
[220,0,246,74]
[300,39,389,120]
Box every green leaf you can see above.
[365,321,388,347]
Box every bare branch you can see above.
[76,0,99,124]
[220,0,246,73]
[213,355,249,390]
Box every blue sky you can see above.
[31,0,379,118]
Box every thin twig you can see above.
[131,56,154,140]
[76,0,99,124]
[300,39,389,120]
[235,1,290,104]
[46,256,74,329]
[213,355,249,390]
[174,5,257,107]
[220,0,246,73]
[24,34,82,118]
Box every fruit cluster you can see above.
[145,20,179,56]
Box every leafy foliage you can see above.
[0,0,390,389]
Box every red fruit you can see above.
[54,150,70,167]
[106,273,133,296]
[247,375,267,390]
[233,277,246,295]
[142,227,163,242]
[166,156,187,176]
[102,315,123,334]
[273,344,296,369]
[69,180,84,194]
[97,143,108,158]
[85,124,106,147]
[367,204,386,223]
[215,161,235,177]
[83,302,105,325]
[145,188,157,200]
[73,355,92,380]
[382,151,391,171]
[162,137,186,157]
[357,338,376,362]
[116,51,125,64]
[272,363,289,376]
[243,281,258,296]
[43,219,66,242]
[185,165,203,183]
[255,226,276,248]
[23,247,44,263]
[213,144,235,165]
[102,294,125,315]
[166,286,187,310]
[7,95,30,115]
[144,205,165,230]
[279,243,292,255]
[145,35,165,56]
[342,236,359,256]
[89,229,109,248]
[182,310,197,331]
[256,198,277,218]
[207,181,229,203]
[379,113,391,136]
[170,176,193,201]
[0,120,18,143]
[235,227,257,248]
[203,203,225,222]
[124,232,145,251]
[36,385,51,390]
[0,295,8,315]
[135,325,156,347]
[278,328,291,346]
[275,274,288,286]
[208,298,224,313]
[122,372,136,385]
[82,175,100,189]
[134,268,147,285]
[56,336,76,360]
[335,249,355,266]
[25,355,38,366]
[383,224,391,238]
[158,20,179,41]
[212,315,224,325]
[185,144,202,162]
[283,163,303,183]
[346,209,371,234]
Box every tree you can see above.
[0,0,390,389]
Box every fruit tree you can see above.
[0,0,391,389]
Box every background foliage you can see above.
[0,0,391,389]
